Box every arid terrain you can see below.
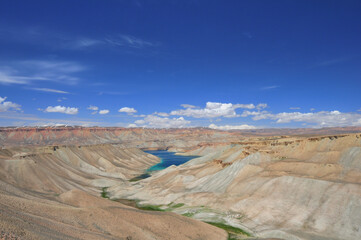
[1,127,361,240]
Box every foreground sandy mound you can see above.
[0,182,227,240]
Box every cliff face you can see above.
[0,127,238,148]
[109,133,361,240]
[1,126,360,147]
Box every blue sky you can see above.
[0,0,361,128]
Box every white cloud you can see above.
[261,85,279,90]
[170,102,259,118]
[154,112,169,117]
[209,123,257,130]
[0,26,159,52]
[0,113,99,126]
[99,109,109,115]
[30,88,69,94]
[249,110,361,127]
[0,60,84,85]
[256,103,268,110]
[87,105,99,111]
[0,96,21,112]
[127,123,137,128]
[119,107,137,114]
[57,97,67,102]
[133,114,146,118]
[181,104,197,109]
[241,110,268,117]
[105,34,158,49]
[289,107,301,110]
[43,106,78,115]
[71,38,103,49]
[133,115,190,128]
[233,104,256,109]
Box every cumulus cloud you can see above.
[133,115,190,128]
[119,107,137,114]
[180,104,197,109]
[256,103,268,110]
[43,106,78,115]
[154,112,169,117]
[170,102,261,118]
[241,110,268,117]
[87,105,99,111]
[248,110,361,127]
[209,123,257,130]
[99,109,109,115]
[0,97,21,112]
[233,104,256,109]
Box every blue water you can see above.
[145,150,198,172]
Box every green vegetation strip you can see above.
[100,195,251,239]
[101,187,109,199]
[205,222,251,238]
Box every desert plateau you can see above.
[0,127,361,240]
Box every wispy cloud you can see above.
[242,32,253,39]
[0,25,159,51]
[0,113,99,126]
[0,60,84,85]
[105,34,159,49]
[314,57,352,67]
[289,107,301,110]
[261,85,279,90]
[30,88,69,94]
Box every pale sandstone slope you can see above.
[109,134,361,240]
[0,180,227,240]
[0,144,228,240]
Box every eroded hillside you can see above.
[109,133,361,240]
[0,143,227,240]
[1,127,361,240]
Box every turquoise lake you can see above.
[145,150,199,171]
